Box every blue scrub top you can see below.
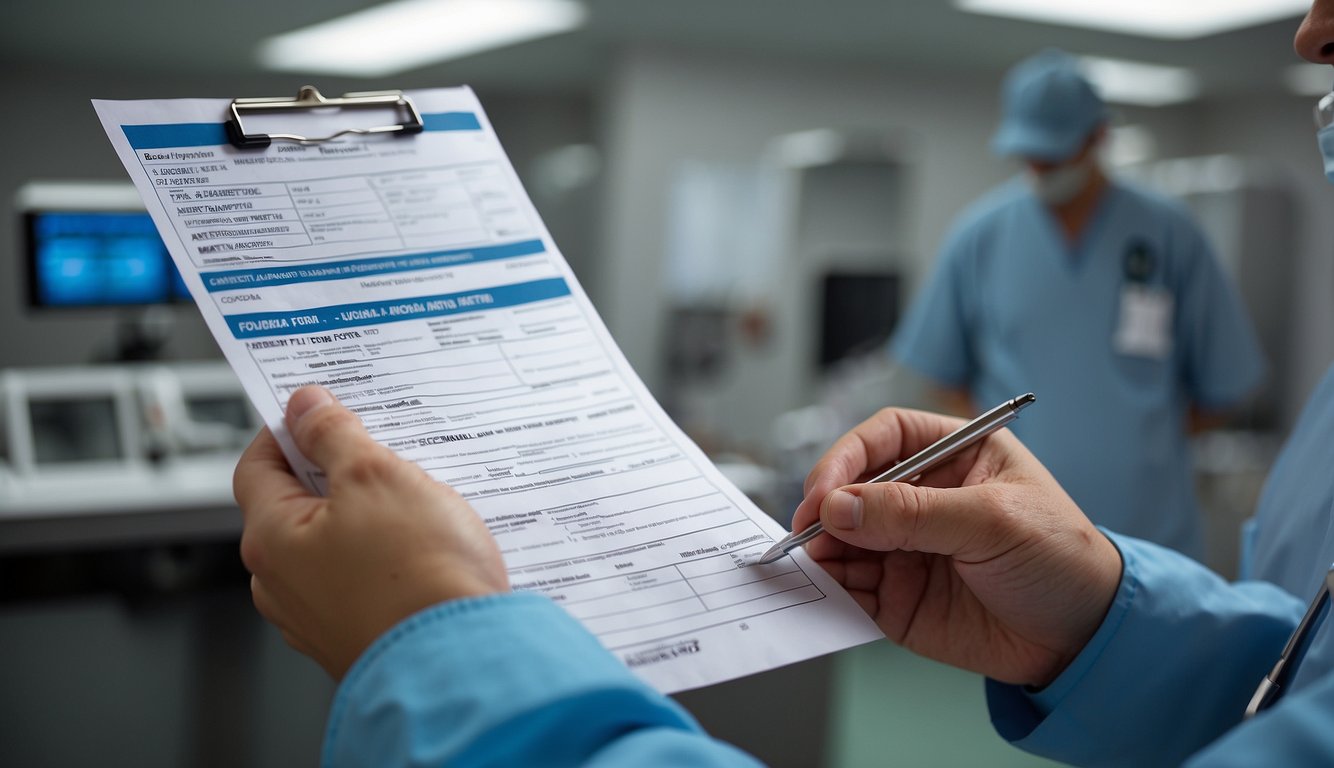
[1246,365,1334,693]
[892,178,1266,557]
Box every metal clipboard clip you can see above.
[225,85,424,149]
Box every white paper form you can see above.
[93,88,882,692]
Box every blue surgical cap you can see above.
[990,49,1107,162]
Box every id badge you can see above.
[1113,285,1173,360]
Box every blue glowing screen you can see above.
[27,211,189,307]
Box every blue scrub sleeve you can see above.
[891,226,976,388]
[323,592,762,768]
[986,531,1304,768]
[1175,229,1266,409]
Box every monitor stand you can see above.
[109,306,175,362]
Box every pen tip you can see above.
[756,544,784,565]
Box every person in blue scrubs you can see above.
[232,4,1334,765]
[892,50,1265,559]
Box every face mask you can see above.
[1318,122,1334,184]
[1029,159,1092,205]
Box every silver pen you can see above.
[756,393,1036,565]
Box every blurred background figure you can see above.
[891,49,1266,560]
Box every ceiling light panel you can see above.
[259,0,586,77]
[1078,56,1201,107]
[956,0,1310,39]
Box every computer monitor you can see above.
[18,181,189,310]
[818,269,900,369]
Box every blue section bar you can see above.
[422,112,482,131]
[225,277,570,339]
[123,123,229,150]
[122,112,482,150]
[203,239,546,292]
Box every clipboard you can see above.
[225,85,424,149]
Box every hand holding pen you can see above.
[780,392,1123,689]
[758,393,1036,564]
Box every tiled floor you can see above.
[827,640,1064,768]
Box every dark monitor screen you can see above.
[819,270,900,369]
[184,395,255,431]
[25,210,189,308]
[28,397,123,464]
